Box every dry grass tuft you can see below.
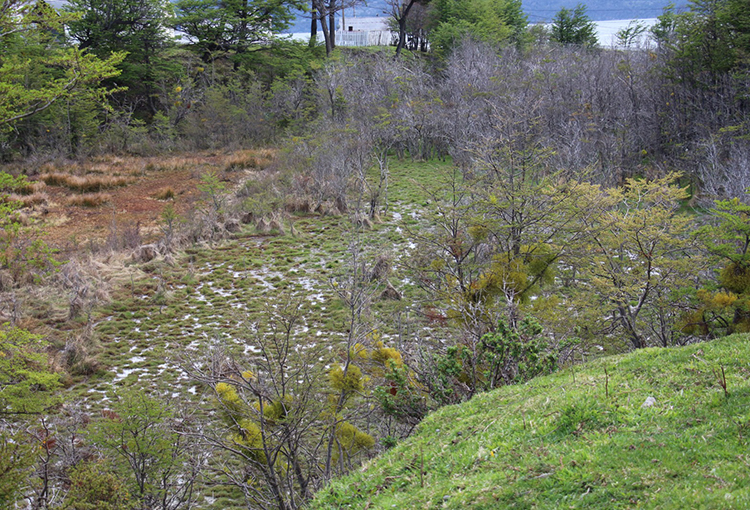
[7,192,49,208]
[40,173,131,192]
[67,193,112,208]
[67,175,131,192]
[40,172,71,187]
[153,187,175,200]
[13,180,46,195]
[224,151,258,171]
[224,149,275,172]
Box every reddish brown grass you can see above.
[7,192,49,207]
[13,180,46,195]
[40,173,131,192]
[40,172,71,187]
[153,187,175,200]
[66,193,112,208]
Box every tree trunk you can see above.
[394,0,417,58]
[309,0,318,47]
[329,0,336,49]
[314,0,333,55]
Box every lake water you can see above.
[283,17,660,48]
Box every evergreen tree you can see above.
[426,0,527,57]
[550,3,597,47]
[174,0,305,63]
[0,0,124,129]
[66,0,175,115]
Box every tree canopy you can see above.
[427,0,527,56]
[174,0,305,62]
[0,0,125,129]
[550,3,597,46]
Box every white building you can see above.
[337,16,393,47]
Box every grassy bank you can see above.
[312,334,750,509]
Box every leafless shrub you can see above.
[256,217,271,234]
[369,254,392,282]
[696,138,750,203]
[0,269,13,292]
[132,244,160,264]
[105,216,142,252]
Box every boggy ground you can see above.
[3,152,445,508]
[12,153,441,407]
[23,151,271,251]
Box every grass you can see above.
[40,172,132,192]
[10,150,746,508]
[153,187,175,200]
[65,159,450,403]
[0,154,452,508]
[311,334,750,509]
[6,191,48,207]
[223,149,274,172]
[66,192,112,207]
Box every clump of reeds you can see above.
[40,173,131,192]
[40,172,70,187]
[153,187,175,200]
[12,180,46,195]
[66,193,112,208]
[6,192,49,208]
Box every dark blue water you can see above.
[282,0,685,34]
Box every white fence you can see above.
[336,30,394,47]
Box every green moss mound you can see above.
[312,334,750,509]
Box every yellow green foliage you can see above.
[429,258,446,271]
[348,343,369,361]
[262,396,292,423]
[215,382,237,401]
[334,421,375,455]
[710,290,738,308]
[719,263,750,294]
[680,289,747,337]
[328,364,365,393]
[215,382,243,410]
[475,257,527,299]
[468,224,489,242]
[370,342,404,368]
[0,324,59,414]
[473,245,555,303]
[214,381,248,422]
[231,419,266,462]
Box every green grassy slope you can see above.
[312,335,750,509]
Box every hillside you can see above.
[312,335,750,509]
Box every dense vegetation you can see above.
[3,0,750,507]
[313,334,750,508]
